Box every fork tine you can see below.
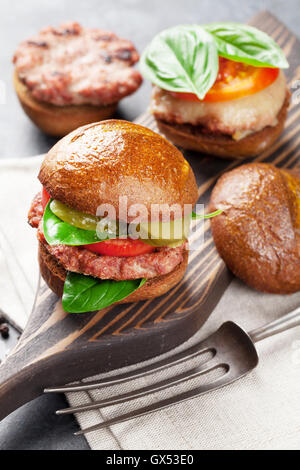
[74,366,232,435]
[56,358,218,415]
[44,340,216,393]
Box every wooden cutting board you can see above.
[0,10,299,420]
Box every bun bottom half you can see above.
[155,91,290,160]
[38,241,188,305]
[14,71,117,137]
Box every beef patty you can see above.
[29,192,188,281]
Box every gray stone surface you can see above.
[0,0,299,450]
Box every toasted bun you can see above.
[38,120,198,220]
[210,163,300,294]
[14,71,117,137]
[155,91,290,160]
[38,241,188,304]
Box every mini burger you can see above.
[140,23,290,159]
[13,22,142,137]
[27,120,215,313]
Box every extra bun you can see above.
[155,92,290,160]
[39,120,198,221]
[210,163,300,294]
[14,71,117,137]
[38,241,188,303]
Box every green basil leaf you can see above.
[62,273,146,313]
[43,201,109,246]
[140,25,219,99]
[192,209,222,219]
[205,23,289,68]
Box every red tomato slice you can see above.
[169,57,279,103]
[42,187,51,210]
[83,238,155,257]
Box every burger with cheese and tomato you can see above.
[140,23,290,159]
[28,120,217,313]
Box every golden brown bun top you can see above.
[210,163,300,294]
[38,120,198,220]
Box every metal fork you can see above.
[45,307,300,435]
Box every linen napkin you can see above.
[1,156,300,450]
